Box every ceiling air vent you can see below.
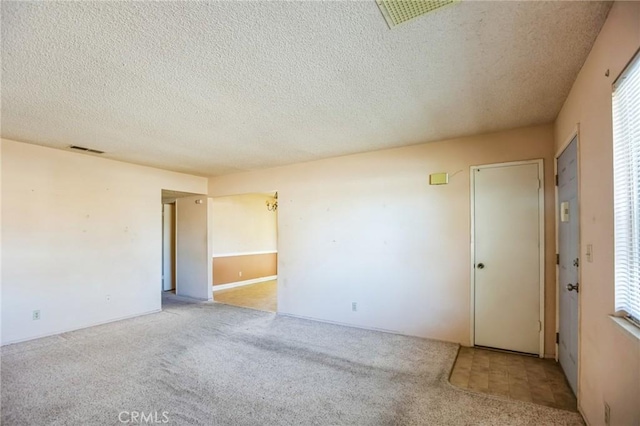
[69,145,105,154]
[376,0,459,28]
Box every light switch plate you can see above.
[429,173,449,185]
[560,201,570,222]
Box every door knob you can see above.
[477,263,485,269]
[566,283,579,293]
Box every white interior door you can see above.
[162,203,176,291]
[558,137,579,394]
[473,161,543,355]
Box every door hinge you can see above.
[556,253,560,265]
[573,258,580,267]
[555,174,559,186]
[556,332,559,344]
[538,321,542,332]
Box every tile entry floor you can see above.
[449,346,577,411]
[213,280,277,312]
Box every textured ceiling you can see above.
[1,1,611,176]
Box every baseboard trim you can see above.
[277,312,397,335]
[1,308,162,347]
[172,292,212,302]
[277,312,459,346]
[212,250,277,258]
[212,275,277,292]
[578,405,588,425]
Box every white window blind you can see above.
[613,51,640,326]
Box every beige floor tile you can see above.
[532,397,557,408]
[213,280,277,312]
[554,392,578,410]
[459,346,474,356]
[449,347,577,412]
[450,372,469,388]
[456,357,473,369]
[508,375,528,388]
[508,368,529,380]
[510,389,533,402]
[469,382,489,392]
[488,379,510,396]
[530,382,553,394]
[454,361,471,371]
[527,373,548,386]
[473,356,490,366]
[489,358,509,369]
[468,370,489,388]
[472,363,489,373]
[488,370,508,382]
[545,369,567,381]
[509,383,530,396]
[531,387,555,403]
[488,387,510,397]
[469,370,489,381]
[473,358,491,367]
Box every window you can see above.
[613,51,640,327]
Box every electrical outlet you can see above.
[352,302,357,312]
[604,402,611,426]
[33,310,40,320]
[239,271,242,277]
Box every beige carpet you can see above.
[1,294,584,425]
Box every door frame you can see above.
[554,126,582,395]
[469,159,546,357]
[162,202,177,292]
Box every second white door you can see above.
[557,137,579,394]
[473,161,543,355]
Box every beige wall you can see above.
[209,124,556,352]
[213,253,277,285]
[554,2,640,425]
[211,193,277,256]
[176,195,214,300]
[1,139,208,344]
[210,193,278,286]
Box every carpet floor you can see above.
[1,294,584,425]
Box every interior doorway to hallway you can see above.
[160,189,210,305]
[211,192,278,312]
[162,202,176,292]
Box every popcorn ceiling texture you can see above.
[1,1,611,176]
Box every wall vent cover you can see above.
[376,0,459,27]
[69,145,105,154]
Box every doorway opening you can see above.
[162,202,176,293]
[555,134,580,395]
[161,189,208,306]
[211,192,278,312]
[470,160,545,357]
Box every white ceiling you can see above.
[1,1,611,176]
